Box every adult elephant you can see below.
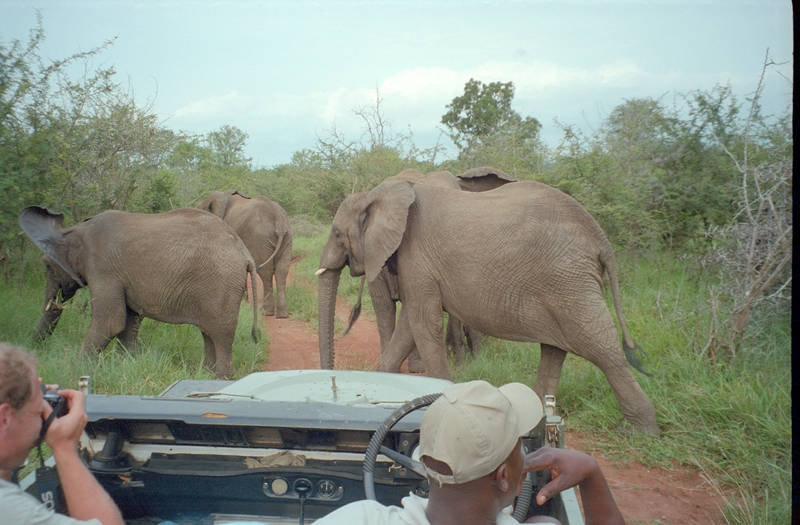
[316,179,659,435]
[345,168,486,372]
[19,206,260,379]
[198,190,293,318]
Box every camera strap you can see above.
[33,407,67,513]
[36,405,60,451]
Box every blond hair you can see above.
[0,343,38,410]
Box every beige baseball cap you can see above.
[419,380,543,485]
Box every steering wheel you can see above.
[363,392,441,501]
[362,391,537,522]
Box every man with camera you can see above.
[0,342,124,525]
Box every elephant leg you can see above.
[201,332,218,375]
[82,294,127,355]
[368,273,398,354]
[466,327,481,357]
[201,332,233,379]
[407,348,425,373]
[117,310,142,355]
[274,248,291,319]
[377,307,417,374]
[561,306,659,436]
[587,351,659,436]
[258,265,276,316]
[533,344,568,399]
[445,315,467,367]
[405,302,450,380]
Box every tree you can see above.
[702,57,792,359]
[0,15,179,277]
[206,125,251,168]
[441,79,541,153]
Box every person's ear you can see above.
[494,462,510,493]
[0,403,13,436]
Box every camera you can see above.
[42,385,68,418]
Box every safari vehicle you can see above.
[23,370,584,524]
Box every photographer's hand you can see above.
[43,387,124,525]
[524,448,625,525]
[43,389,87,454]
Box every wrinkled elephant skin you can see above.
[317,179,659,436]
[198,190,293,318]
[19,206,260,379]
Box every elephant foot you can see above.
[407,358,425,374]
[276,309,288,319]
[261,307,276,316]
[615,420,660,438]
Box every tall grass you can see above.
[0,279,267,396]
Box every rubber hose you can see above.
[512,473,535,522]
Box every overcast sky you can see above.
[1,1,793,168]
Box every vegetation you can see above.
[0,21,790,524]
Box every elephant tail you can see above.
[344,276,366,336]
[601,245,651,377]
[248,259,260,342]
[256,233,285,270]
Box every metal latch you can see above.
[544,394,564,448]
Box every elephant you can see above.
[18,205,260,379]
[198,190,293,318]
[316,178,659,436]
[343,168,486,373]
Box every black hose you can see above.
[512,473,534,522]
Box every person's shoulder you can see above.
[0,479,102,525]
[314,498,417,525]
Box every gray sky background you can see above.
[1,1,793,168]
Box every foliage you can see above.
[256,89,444,222]
[701,62,792,359]
[206,124,252,168]
[0,16,179,278]
[441,79,541,149]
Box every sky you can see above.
[1,0,793,168]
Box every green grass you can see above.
[1,241,790,523]
[0,282,267,395]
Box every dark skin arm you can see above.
[524,448,625,525]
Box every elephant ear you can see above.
[459,166,518,183]
[18,206,85,286]
[202,191,229,218]
[362,180,416,283]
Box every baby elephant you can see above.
[198,190,292,318]
[19,206,260,379]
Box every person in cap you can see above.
[0,342,124,525]
[314,379,624,525]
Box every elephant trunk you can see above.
[34,278,79,342]
[317,268,341,370]
[34,299,64,342]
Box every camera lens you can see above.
[41,384,67,418]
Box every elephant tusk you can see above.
[45,299,64,313]
[315,268,327,276]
